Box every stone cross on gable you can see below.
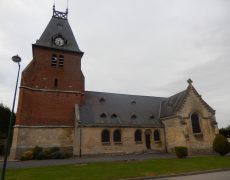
[187,78,193,85]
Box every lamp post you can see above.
[1,55,21,180]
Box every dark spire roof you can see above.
[34,6,83,53]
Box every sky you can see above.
[0,0,229,128]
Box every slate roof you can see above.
[79,83,215,127]
[160,90,187,118]
[35,16,83,53]
[79,91,166,127]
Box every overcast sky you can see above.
[0,0,229,128]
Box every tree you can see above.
[219,125,230,138]
[0,103,16,139]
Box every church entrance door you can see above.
[145,134,151,149]
[145,129,151,149]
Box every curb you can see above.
[122,168,230,180]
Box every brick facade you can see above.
[15,46,85,126]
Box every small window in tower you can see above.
[51,54,57,67]
[59,55,64,67]
[54,78,58,88]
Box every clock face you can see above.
[54,37,64,46]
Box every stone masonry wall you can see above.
[163,88,217,154]
[10,126,74,159]
[73,127,166,156]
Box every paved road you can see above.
[148,170,230,180]
[0,152,175,169]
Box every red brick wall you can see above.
[16,46,85,126]
[22,46,85,92]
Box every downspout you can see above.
[75,105,82,157]
[79,123,82,157]
[158,101,168,153]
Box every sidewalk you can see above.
[0,152,175,169]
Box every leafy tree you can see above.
[219,125,230,138]
[0,103,16,139]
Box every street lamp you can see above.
[1,55,21,180]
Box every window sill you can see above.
[194,133,203,137]
[114,142,122,145]
[154,140,161,143]
[102,142,111,145]
[135,141,143,144]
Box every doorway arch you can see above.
[145,129,152,149]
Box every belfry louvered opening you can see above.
[59,55,64,67]
[51,54,57,67]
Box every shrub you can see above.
[48,147,60,154]
[36,151,47,160]
[43,150,52,159]
[51,150,67,159]
[32,146,43,159]
[20,150,33,161]
[213,134,230,156]
[175,146,188,158]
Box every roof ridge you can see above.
[85,90,166,99]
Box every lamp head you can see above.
[12,55,21,63]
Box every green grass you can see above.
[5,156,230,180]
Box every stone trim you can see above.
[160,115,178,121]
[78,124,164,128]
[20,86,84,95]
[176,85,215,114]
[161,113,213,121]
[14,125,74,128]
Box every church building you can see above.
[10,7,218,158]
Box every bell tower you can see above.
[11,6,85,158]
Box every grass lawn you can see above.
[5,156,230,180]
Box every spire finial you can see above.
[187,78,193,85]
[52,2,68,19]
[66,0,69,16]
[53,0,56,16]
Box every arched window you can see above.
[191,113,201,133]
[59,55,64,67]
[113,129,121,142]
[134,129,142,142]
[154,130,160,141]
[51,54,57,67]
[101,129,110,143]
